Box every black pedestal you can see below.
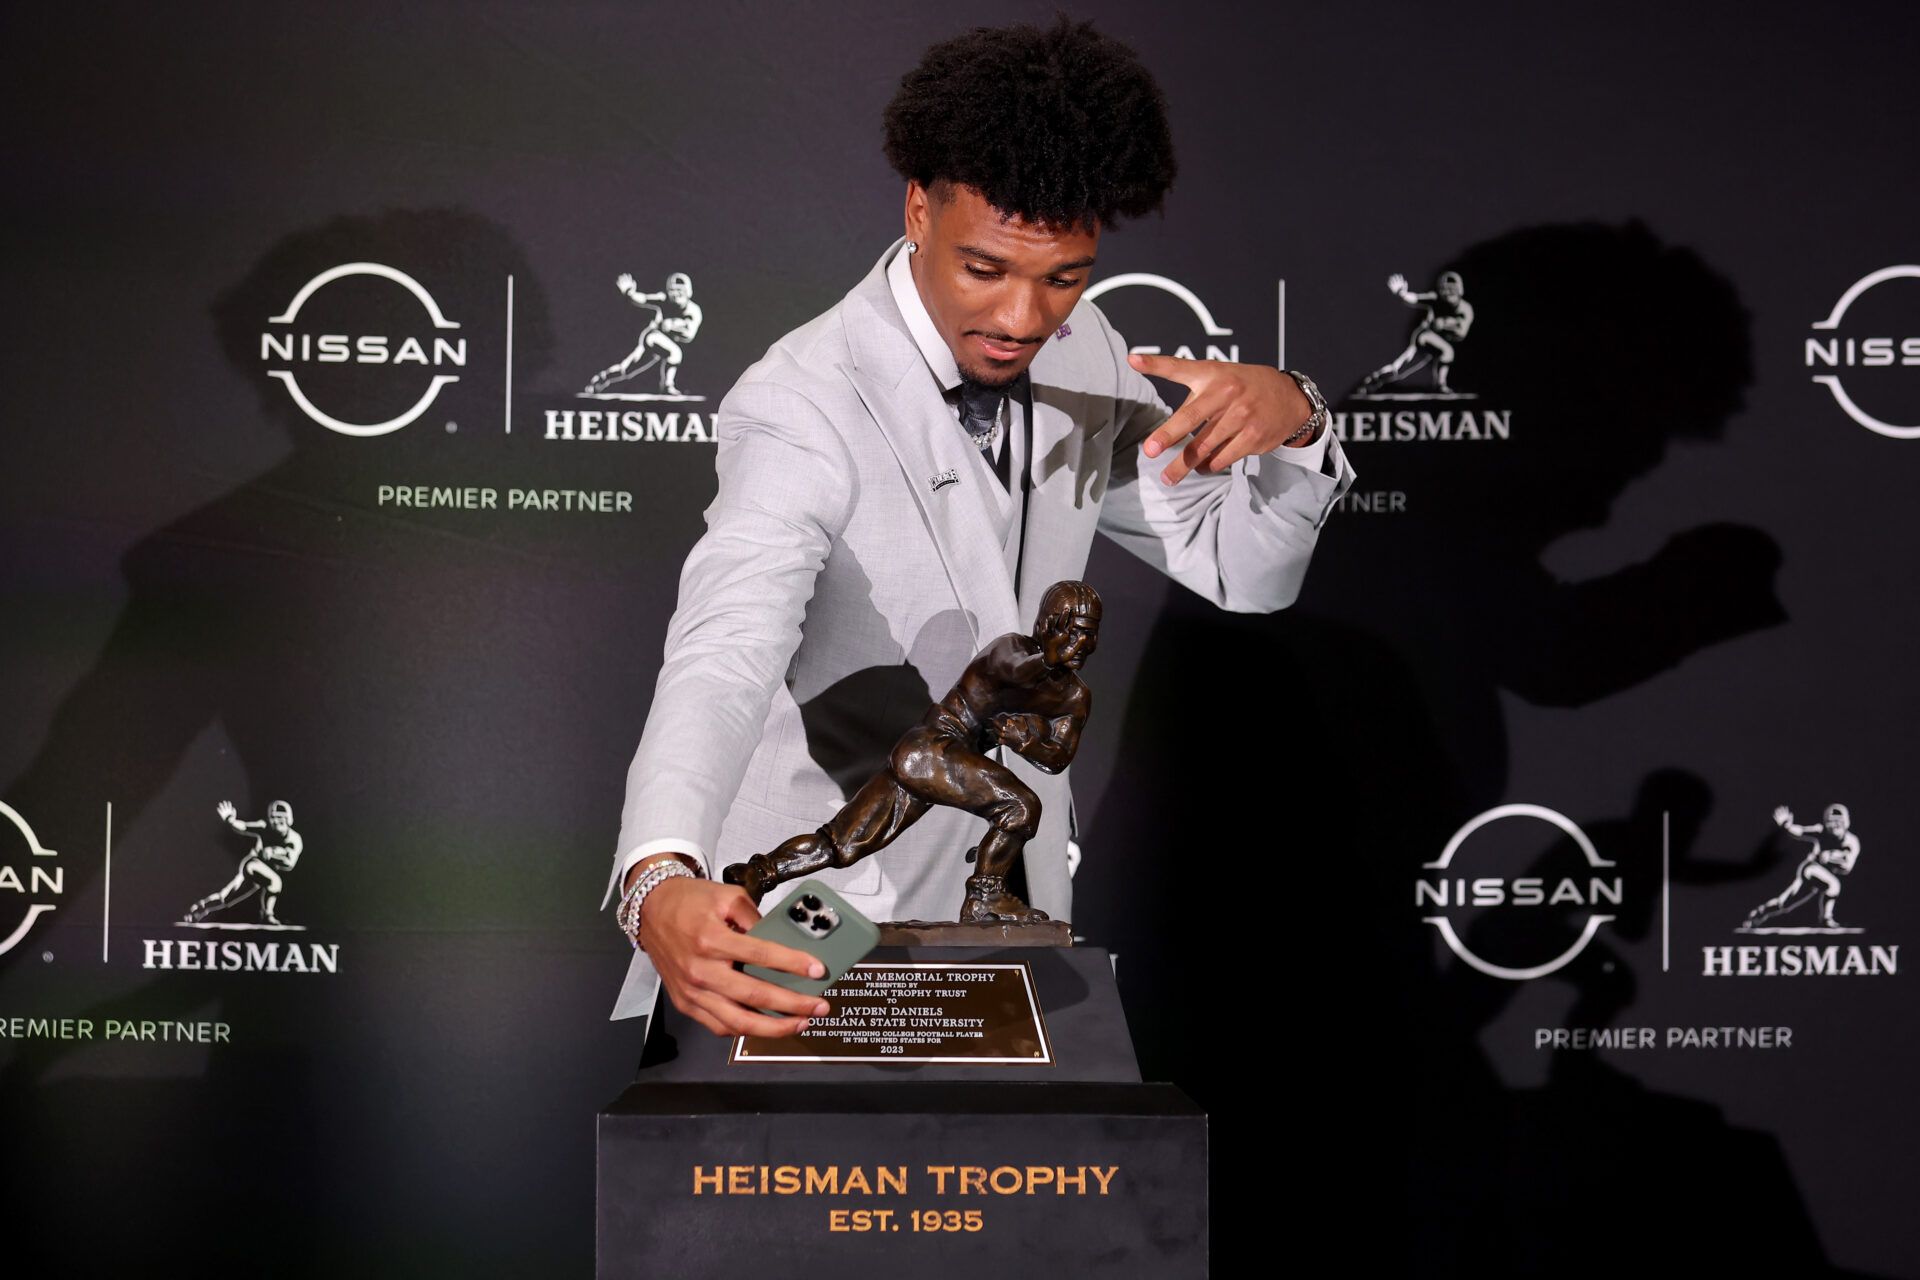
[596,947,1207,1278]
[596,1082,1206,1279]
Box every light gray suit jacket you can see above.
[605,238,1354,1018]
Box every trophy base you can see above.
[599,1080,1206,1279]
[877,919,1073,947]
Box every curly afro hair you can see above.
[882,17,1177,233]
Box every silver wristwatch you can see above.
[1282,370,1328,446]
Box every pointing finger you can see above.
[1127,351,1195,384]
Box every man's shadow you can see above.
[1080,222,1882,1275]
[0,208,672,1277]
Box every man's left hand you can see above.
[1129,353,1315,486]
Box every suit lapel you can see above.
[1024,334,1083,486]
[1012,331,1091,625]
[845,246,1022,647]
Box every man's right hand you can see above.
[636,874,831,1040]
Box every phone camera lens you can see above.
[809,916,832,933]
[787,904,809,923]
[801,894,823,911]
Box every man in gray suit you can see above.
[605,18,1355,1037]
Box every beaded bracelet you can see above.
[616,859,701,950]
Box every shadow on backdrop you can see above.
[0,208,668,1280]
[1080,222,1887,1275]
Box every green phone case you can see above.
[740,880,880,1010]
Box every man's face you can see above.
[1040,603,1100,670]
[667,281,691,305]
[1438,275,1463,303]
[1825,811,1849,836]
[904,181,1099,389]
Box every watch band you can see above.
[1282,369,1328,446]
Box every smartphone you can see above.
[740,880,879,1012]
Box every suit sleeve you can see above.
[603,377,855,908]
[1092,307,1356,613]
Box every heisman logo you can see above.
[1332,270,1509,445]
[1704,802,1895,977]
[142,799,338,974]
[1354,272,1476,401]
[1417,803,1621,980]
[1742,803,1863,934]
[260,262,467,437]
[0,802,63,958]
[1806,266,1920,439]
[181,800,306,931]
[580,271,706,402]
[544,269,716,443]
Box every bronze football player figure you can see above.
[724,581,1100,923]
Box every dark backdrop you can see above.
[3,2,1916,1276]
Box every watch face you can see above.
[1291,371,1325,410]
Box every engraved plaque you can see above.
[732,962,1052,1065]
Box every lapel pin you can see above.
[1055,322,1072,339]
[930,469,959,492]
